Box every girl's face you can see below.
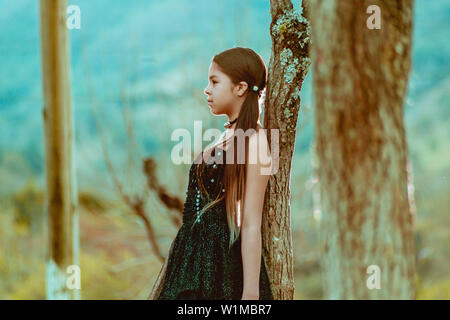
[203,61,238,115]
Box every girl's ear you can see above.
[235,81,248,97]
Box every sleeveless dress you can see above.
[156,147,274,300]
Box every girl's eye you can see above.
[212,81,217,84]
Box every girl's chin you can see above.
[209,106,219,114]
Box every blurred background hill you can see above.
[0,0,448,299]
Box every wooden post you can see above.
[39,0,80,299]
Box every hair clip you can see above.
[252,85,259,92]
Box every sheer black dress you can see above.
[156,147,273,300]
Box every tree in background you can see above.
[39,0,80,299]
[310,0,416,299]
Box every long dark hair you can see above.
[193,47,268,250]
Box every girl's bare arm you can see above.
[241,130,272,299]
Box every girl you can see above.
[150,47,273,300]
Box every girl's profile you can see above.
[150,47,274,300]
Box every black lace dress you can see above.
[156,147,274,300]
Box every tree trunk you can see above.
[262,0,312,299]
[309,0,416,299]
[40,0,80,299]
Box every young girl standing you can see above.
[151,47,273,300]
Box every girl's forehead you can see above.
[209,70,221,78]
[209,72,226,82]
[209,62,224,75]
[209,70,228,81]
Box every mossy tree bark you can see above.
[309,0,416,299]
[262,0,312,300]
